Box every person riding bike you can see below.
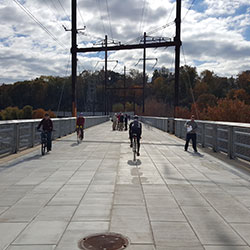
[76,113,85,140]
[37,113,53,152]
[129,115,142,156]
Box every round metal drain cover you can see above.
[78,232,129,250]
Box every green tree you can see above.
[22,105,33,119]
[1,106,22,120]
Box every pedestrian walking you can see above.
[184,115,198,152]
[124,114,128,131]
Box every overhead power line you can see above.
[77,5,86,28]
[56,0,71,21]
[125,21,175,45]
[182,0,196,21]
[13,0,67,50]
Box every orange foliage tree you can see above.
[143,99,167,117]
[32,108,46,119]
[175,106,191,119]
[32,109,56,119]
[227,89,250,105]
[202,99,250,122]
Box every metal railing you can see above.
[141,116,250,162]
[0,116,108,157]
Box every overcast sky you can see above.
[1,0,250,84]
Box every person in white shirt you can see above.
[184,115,198,152]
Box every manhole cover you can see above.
[78,232,129,250]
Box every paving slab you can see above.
[6,246,56,250]
[0,223,27,250]
[0,122,250,249]
[14,220,68,245]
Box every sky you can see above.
[0,0,250,84]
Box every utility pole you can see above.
[72,0,181,117]
[104,35,108,115]
[124,66,126,112]
[143,32,146,114]
[174,0,182,117]
[71,0,77,117]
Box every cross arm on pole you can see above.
[77,41,177,53]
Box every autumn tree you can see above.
[227,89,250,105]
[205,99,250,122]
[237,71,250,94]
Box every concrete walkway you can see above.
[1,121,250,250]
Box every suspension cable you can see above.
[13,0,68,50]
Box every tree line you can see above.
[0,66,250,122]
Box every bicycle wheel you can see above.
[41,142,45,155]
[133,137,137,162]
[77,131,80,144]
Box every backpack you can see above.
[131,121,141,134]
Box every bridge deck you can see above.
[0,122,250,250]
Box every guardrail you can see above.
[141,116,250,162]
[0,116,109,157]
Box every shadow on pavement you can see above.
[59,139,183,147]
[127,159,142,166]
[186,151,204,157]
[0,153,44,171]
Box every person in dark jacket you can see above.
[184,115,198,152]
[124,114,128,131]
[76,113,85,140]
[37,113,53,151]
[129,115,142,156]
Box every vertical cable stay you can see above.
[57,53,71,114]
[181,45,199,119]
[139,0,147,37]
[96,0,107,36]
[105,0,114,40]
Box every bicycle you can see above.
[38,130,48,155]
[132,133,138,162]
[76,125,84,144]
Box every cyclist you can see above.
[129,115,142,156]
[76,112,85,140]
[37,113,53,152]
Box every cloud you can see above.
[0,0,250,84]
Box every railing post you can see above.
[228,126,235,159]
[31,122,35,147]
[201,123,205,147]
[169,118,174,134]
[212,124,218,152]
[59,121,62,138]
[13,123,20,153]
